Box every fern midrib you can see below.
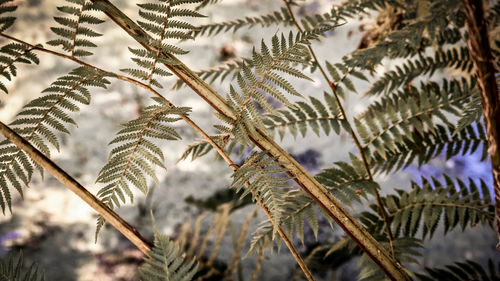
[388,201,494,218]
[192,10,293,36]
[0,76,93,176]
[267,115,341,131]
[70,4,85,57]
[361,93,470,149]
[146,17,169,87]
[101,108,167,204]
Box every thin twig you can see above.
[284,0,396,256]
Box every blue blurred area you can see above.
[406,148,494,201]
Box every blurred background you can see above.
[0,0,498,280]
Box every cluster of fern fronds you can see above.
[0,0,499,280]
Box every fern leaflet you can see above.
[218,30,324,145]
[264,92,342,140]
[190,7,292,37]
[416,259,500,281]
[0,251,45,281]
[0,43,40,94]
[47,0,104,57]
[356,79,474,160]
[121,0,204,89]
[139,215,198,281]
[383,176,494,238]
[231,151,288,233]
[0,67,109,213]
[95,98,190,236]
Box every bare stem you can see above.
[0,121,152,255]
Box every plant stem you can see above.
[0,31,314,280]
[0,121,152,255]
[463,0,500,251]
[283,0,395,256]
[91,1,410,279]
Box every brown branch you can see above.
[284,0,396,257]
[463,0,500,251]
[90,1,410,279]
[0,121,152,255]
[0,28,314,280]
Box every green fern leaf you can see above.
[0,0,17,32]
[382,177,494,238]
[0,67,109,213]
[366,47,473,96]
[47,0,104,57]
[220,29,331,144]
[370,122,487,174]
[358,79,474,161]
[231,151,289,233]
[139,214,198,281]
[95,98,190,237]
[0,251,45,281]
[264,93,342,139]
[416,259,500,280]
[454,94,483,135]
[190,7,293,37]
[122,0,204,89]
[0,43,40,94]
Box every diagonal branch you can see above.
[90,0,410,279]
[0,121,152,255]
[0,29,313,280]
[463,0,500,251]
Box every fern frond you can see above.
[47,0,104,57]
[370,122,487,174]
[247,189,323,255]
[139,215,198,281]
[0,67,109,213]
[299,0,393,32]
[0,0,17,32]
[248,154,379,254]
[0,251,45,281]
[264,92,342,140]
[316,153,379,207]
[121,0,204,89]
[190,8,292,37]
[416,259,500,280]
[178,134,247,163]
[231,151,288,231]
[366,47,473,96]
[344,1,462,69]
[357,79,474,161]
[0,42,40,94]
[95,98,190,236]
[384,176,494,238]
[219,30,325,144]
[325,61,368,99]
[454,93,482,135]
